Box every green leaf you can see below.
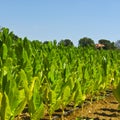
[19,69,29,99]
[14,98,27,116]
[28,79,42,115]
[62,86,70,105]
[31,103,44,120]
[22,48,28,63]
[69,77,74,90]
[2,43,8,60]
[29,77,38,100]
[48,64,55,83]
[74,82,86,107]
[0,92,3,118]
[113,82,120,104]
[19,69,37,101]
[48,90,56,105]
[1,92,12,120]
[8,78,26,117]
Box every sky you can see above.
[1,0,120,46]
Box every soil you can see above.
[16,91,120,120]
[64,94,120,120]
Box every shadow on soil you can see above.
[76,117,100,120]
[100,108,120,113]
[94,107,120,118]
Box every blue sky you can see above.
[1,0,120,46]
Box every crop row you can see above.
[0,28,120,120]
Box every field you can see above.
[15,91,120,120]
[0,28,120,120]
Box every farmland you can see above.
[0,28,120,120]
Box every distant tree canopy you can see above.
[78,37,95,47]
[115,40,120,49]
[98,39,116,50]
[58,39,74,46]
[43,41,50,44]
[0,27,119,50]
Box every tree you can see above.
[43,41,49,44]
[98,39,116,50]
[78,37,95,47]
[58,39,74,47]
[115,40,120,49]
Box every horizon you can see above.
[1,0,120,46]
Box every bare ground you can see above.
[16,91,120,120]
[64,93,120,120]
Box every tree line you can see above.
[57,37,120,50]
[0,27,120,50]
